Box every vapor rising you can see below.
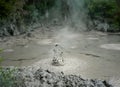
[49,0,88,53]
[49,0,88,31]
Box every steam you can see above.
[49,0,88,31]
[49,0,88,57]
[66,0,87,30]
[54,26,79,49]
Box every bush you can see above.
[0,49,24,87]
[0,68,15,87]
[0,67,25,87]
[0,0,17,19]
[86,0,120,31]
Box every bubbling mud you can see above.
[51,44,64,66]
[32,55,87,75]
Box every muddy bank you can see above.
[0,66,113,87]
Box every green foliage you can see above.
[0,0,17,19]
[35,0,55,14]
[0,50,24,87]
[88,0,117,18]
[23,0,56,24]
[0,0,120,33]
[0,49,3,52]
[86,0,120,31]
[0,49,3,63]
[0,68,24,87]
[24,4,39,24]
[0,68,15,87]
[0,57,3,63]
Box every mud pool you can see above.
[0,28,120,81]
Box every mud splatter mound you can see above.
[0,67,113,87]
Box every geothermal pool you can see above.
[0,29,120,80]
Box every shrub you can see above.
[86,0,120,31]
[0,67,25,87]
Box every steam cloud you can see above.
[49,0,88,31]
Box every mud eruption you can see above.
[52,44,64,66]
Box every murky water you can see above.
[0,31,120,80]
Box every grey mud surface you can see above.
[0,26,120,83]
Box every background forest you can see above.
[0,0,120,36]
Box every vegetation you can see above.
[0,68,15,87]
[0,50,13,87]
[86,0,120,32]
[0,67,25,87]
[0,0,120,36]
[0,62,23,87]
[0,0,57,36]
[23,0,55,24]
[0,49,3,63]
[0,49,23,87]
